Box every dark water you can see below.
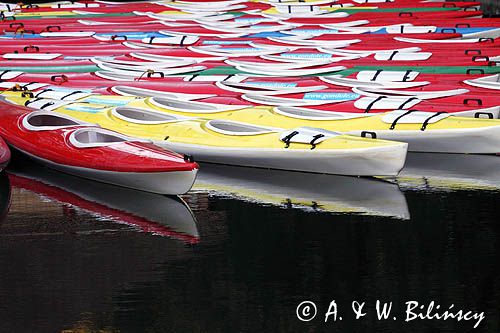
[0,154,499,333]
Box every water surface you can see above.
[0,154,499,332]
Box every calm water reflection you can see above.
[0,153,499,332]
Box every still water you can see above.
[0,153,499,332]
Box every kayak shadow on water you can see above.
[5,158,199,244]
[193,162,410,220]
[397,152,500,192]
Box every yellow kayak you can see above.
[81,93,500,154]
[2,94,408,177]
[136,97,500,154]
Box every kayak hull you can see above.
[17,148,198,195]
[157,141,408,177]
[347,126,500,154]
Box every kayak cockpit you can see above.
[205,120,275,136]
[69,127,148,148]
[112,107,187,124]
[274,106,373,120]
[22,111,87,131]
[149,97,247,113]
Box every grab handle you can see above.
[45,25,61,32]
[361,131,377,139]
[465,49,481,55]
[472,55,489,62]
[440,28,457,34]
[9,22,24,29]
[466,68,485,75]
[146,71,164,78]
[23,45,39,52]
[398,12,413,17]
[111,35,127,41]
[463,98,482,106]
[479,38,494,43]
[474,112,493,119]
[50,74,68,83]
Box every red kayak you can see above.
[0,137,10,171]
[334,1,481,8]
[0,100,199,194]
[282,10,484,25]
[11,2,169,14]
[5,71,498,102]
[3,77,498,116]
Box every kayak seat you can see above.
[112,107,183,124]
[205,120,274,136]
[22,111,87,131]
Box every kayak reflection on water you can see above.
[6,162,199,244]
[193,162,410,220]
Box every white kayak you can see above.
[275,106,500,154]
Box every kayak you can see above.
[0,99,199,194]
[280,10,484,25]
[2,72,498,112]
[2,95,409,177]
[2,73,328,94]
[117,103,500,154]
[5,78,497,115]
[3,67,493,89]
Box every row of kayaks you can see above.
[2,73,499,113]
[0,0,499,196]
